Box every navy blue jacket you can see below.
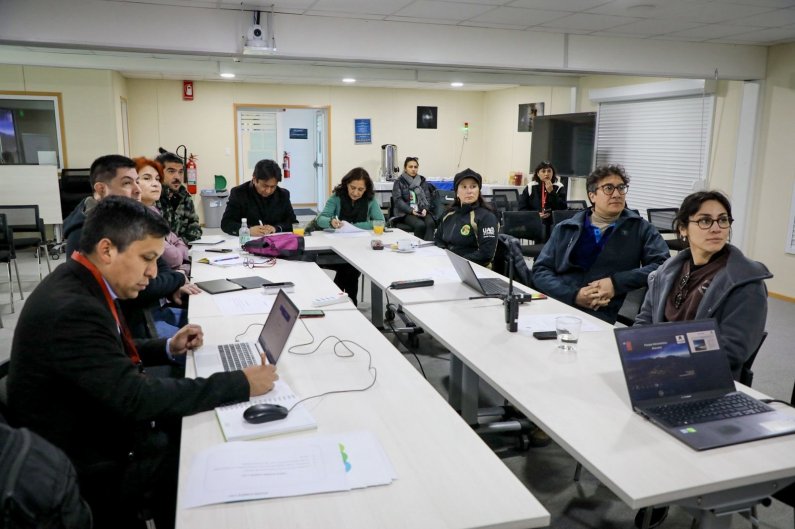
[532,208,669,323]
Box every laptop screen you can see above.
[258,289,300,365]
[445,250,483,293]
[614,320,735,404]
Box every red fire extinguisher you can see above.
[282,151,291,179]
[186,154,198,194]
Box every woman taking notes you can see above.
[434,168,498,268]
[316,167,385,304]
[636,190,772,380]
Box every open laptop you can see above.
[615,319,795,450]
[194,289,300,378]
[446,249,512,296]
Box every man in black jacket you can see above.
[221,158,297,236]
[8,197,279,529]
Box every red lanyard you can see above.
[72,251,142,366]
[541,185,547,210]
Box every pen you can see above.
[214,256,239,262]
[259,220,263,226]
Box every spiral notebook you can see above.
[215,379,317,442]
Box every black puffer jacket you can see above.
[434,204,498,267]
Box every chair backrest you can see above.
[0,213,15,258]
[615,287,648,327]
[566,200,588,210]
[492,189,520,211]
[739,331,768,387]
[0,205,42,233]
[438,189,455,203]
[501,211,545,242]
[647,208,678,234]
[551,209,580,227]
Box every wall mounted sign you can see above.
[354,118,371,144]
[289,128,308,139]
[183,80,194,101]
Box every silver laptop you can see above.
[445,249,511,296]
[615,319,795,450]
[194,289,300,378]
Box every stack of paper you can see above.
[183,431,396,508]
[215,380,315,441]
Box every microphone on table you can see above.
[504,257,520,333]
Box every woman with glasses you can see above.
[518,161,567,224]
[636,190,772,381]
[391,157,440,240]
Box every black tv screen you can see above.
[530,112,596,178]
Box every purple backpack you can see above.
[242,233,305,259]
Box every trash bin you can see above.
[200,189,229,228]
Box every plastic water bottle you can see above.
[239,218,251,247]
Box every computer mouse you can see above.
[243,403,289,424]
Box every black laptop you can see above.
[445,249,511,296]
[615,320,795,450]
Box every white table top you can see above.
[176,311,550,529]
[403,297,795,509]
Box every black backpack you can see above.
[0,419,92,529]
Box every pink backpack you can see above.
[242,233,305,259]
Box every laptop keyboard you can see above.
[649,392,772,427]
[479,278,509,296]
[218,342,257,372]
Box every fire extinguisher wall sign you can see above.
[186,154,198,194]
[183,81,194,101]
[283,151,291,179]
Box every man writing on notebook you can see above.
[8,197,278,529]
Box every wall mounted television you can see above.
[530,112,596,179]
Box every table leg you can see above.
[449,355,462,412]
[370,282,383,329]
[461,364,479,426]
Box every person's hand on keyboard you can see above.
[244,354,279,396]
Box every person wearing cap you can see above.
[434,168,498,267]
[518,161,567,238]
[532,164,669,324]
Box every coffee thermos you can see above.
[380,144,400,181]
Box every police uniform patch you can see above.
[460,225,471,236]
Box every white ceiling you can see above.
[100,0,795,45]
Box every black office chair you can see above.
[615,287,648,327]
[59,168,92,220]
[566,200,588,210]
[739,332,768,388]
[0,205,52,279]
[492,189,520,211]
[551,209,580,227]
[490,195,510,224]
[500,211,546,258]
[386,197,414,233]
[0,213,22,310]
[647,208,688,252]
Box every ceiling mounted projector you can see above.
[243,9,276,55]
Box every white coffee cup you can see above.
[397,239,414,252]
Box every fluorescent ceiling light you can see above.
[342,78,356,83]
[451,82,464,87]
[220,72,235,79]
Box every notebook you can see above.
[193,289,300,378]
[446,249,512,296]
[195,276,270,294]
[615,320,795,450]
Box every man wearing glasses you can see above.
[533,164,669,324]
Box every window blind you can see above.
[595,95,714,218]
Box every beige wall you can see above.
[125,79,489,193]
[112,72,129,155]
[751,43,795,299]
[0,65,119,167]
